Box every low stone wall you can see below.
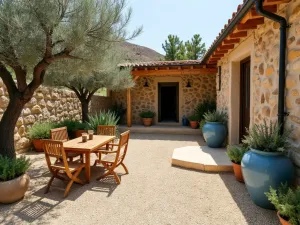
[90,95,112,114]
[0,81,111,153]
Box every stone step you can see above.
[118,125,201,135]
[171,146,233,172]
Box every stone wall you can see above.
[216,1,300,182]
[90,95,112,114]
[112,74,216,125]
[0,81,112,152]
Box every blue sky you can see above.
[126,0,242,54]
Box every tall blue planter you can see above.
[241,149,294,209]
[202,122,227,148]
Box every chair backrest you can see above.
[50,127,69,142]
[114,131,130,165]
[97,125,116,136]
[43,140,70,172]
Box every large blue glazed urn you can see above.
[202,122,227,148]
[241,149,294,209]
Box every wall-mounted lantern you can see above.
[186,80,192,88]
[143,78,149,87]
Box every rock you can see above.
[46,101,54,110]
[22,108,31,116]
[15,137,31,150]
[38,99,46,107]
[31,105,42,114]
[16,117,23,126]
[262,106,270,117]
[291,89,299,97]
[18,125,26,136]
[265,66,274,76]
[290,115,300,124]
[262,78,272,89]
[51,92,59,100]
[26,97,37,107]
[286,77,297,89]
[36,92,44,99]
[0,96,9,107]
[24,115,35,124]
[14,133,21,142]
[259,63,264,75]
[0,87,4,95]
[288,36,295,46]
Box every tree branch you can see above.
[87,89,98,102]
[0,62,18,98]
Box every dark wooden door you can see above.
[240,58,251,141]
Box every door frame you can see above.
[154,77,183,125]
[158,82,179,122]
[239,56,251,141]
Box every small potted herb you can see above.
[28,122,54,152]
[0,156,31,203]
[202,110,227,148]
[226,145,248,182]
[139,111,156,126]
[241,120,294,209]
[55,119,88,138]
[265,184,300,225]
[188,115,199,129]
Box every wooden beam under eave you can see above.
[263,0,290,6]
[224,39,240,44]
[230,31,248,38]
[133,76,139,81]
[218,44,235,50]
[236,18,264,31]
[127,88,132,127]
[131,68,217,76]
[215,50,228,54]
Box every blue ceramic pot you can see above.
[202,122,227,148]
[241,148,294,209]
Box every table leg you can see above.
[85,152,91,183]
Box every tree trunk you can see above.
[80,99,90,123]
[0,96,26,159]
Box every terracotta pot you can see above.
[74,130,87,138]
[142,118,153,126]
[32,139,45,152]
[232,162,244,183]
[189,121,199,129]
[0,174,30,204]
[277,212,291,225]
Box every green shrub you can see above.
[0,156,31,182]
[139,111,156,118]
[188,115,198,121]
[111,102,126,124]
[28,122,55,139]
[87,110,119,132]
[226,145,249,164]
[55,119,87,137]
[195,100,216,121]
[199,120,206,133]
[265,184,300,225]
[203,110,227,124]
[242,120,290,153]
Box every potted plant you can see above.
[0,156,31,204]
[226,145,248,182]
[56,119,88,138]
[241,120,295,209]
[139,111,156,127]
[265,184,300,225]
[195,99,216,122]
[202,110,227,148]
[28,122,54,152]
[199,120,206,135]
[87,110,120,133]
[188,115,199,129]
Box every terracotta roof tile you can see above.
[119,60,203,68]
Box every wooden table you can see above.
[63,135,115,183]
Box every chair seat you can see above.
[51,161,84,172]
[101,153,117,163]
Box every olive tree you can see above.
[0,0,141,158]
[45,48,134,122]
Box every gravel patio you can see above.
[0,133,279,225]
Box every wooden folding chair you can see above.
[43,140,85,197]
[96,130,130,184]
[50,127,83,162]
[93,125,116,166]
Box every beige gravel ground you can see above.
[0,133,279,225]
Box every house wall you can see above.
[112,74,216,125]
[216,1,300,183]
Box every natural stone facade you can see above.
[0,81,112,152]
[216,1,300,182]
[112,74,216,125]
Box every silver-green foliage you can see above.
[87,110,119,132]
[242,120,290,152]
[226,145,249,164]
[0,156,31,181]
[203,110,227,124]
[265,184,300,225]
[28,122,56,140]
